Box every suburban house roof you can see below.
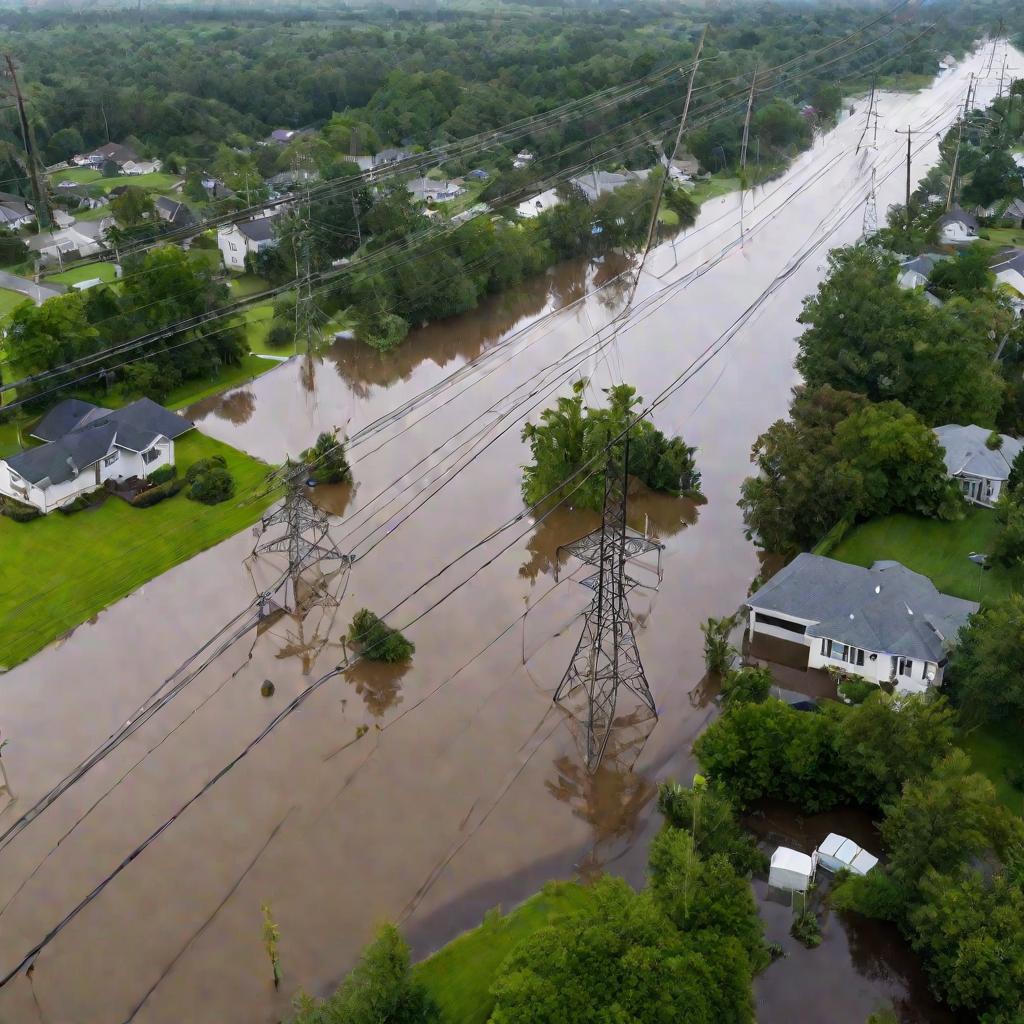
[899,253,943,276]
[934,423,1023,482]
[154,196,191,224]
[89,142,138,165]
[237,217,274,242]
[270,129,298,143]
[569,169,651,203]
[748,553,979,663]
[936,205,979,232]
[1004,198,1024,219]
[10,397,192,486]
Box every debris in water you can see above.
[261,679,275,697]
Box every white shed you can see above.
[815,833,878,876]
[769,847,815,892]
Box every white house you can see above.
[934,423,1023,507]
[405,176,465,203]
[31,219,112,263]
[0,398,192,513]
[217,216,277,271]
[121,159,162,176]
[74,142,139,170]
[746,553,978,694]
[991,250,1024,301]
[936,205,979,244]
[568,168,651,203]
[0,193,33,229]
[512,150,535,170]
[896,253,945,290]
[516,188,561,219]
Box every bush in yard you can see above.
[1,496,41,522]
[721,666,773,706]
[131,477,186,508]
[348,608,414,663]
[147,464,177,486]
[700,614,737,676]
[186,454,227,483]
[187,466,234,505]
[266,322,293,348]
[302,431,351,484]
[58,491,106,514]
[790,909,822,948]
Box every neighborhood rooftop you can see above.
[748,553,979,663]
[934,423,1024,483]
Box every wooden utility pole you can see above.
[946,118,965,211]
[3,55,50,229]
[739,62,759,244]
[636,23,707,262]
[894,125,920,231]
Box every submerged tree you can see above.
[348,609,415,664]
[303,432,352,485]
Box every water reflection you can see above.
[184,387,257,424]
[306,480,357,518]
[344,660,409,717]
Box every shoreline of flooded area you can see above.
[0,46,1013,1024]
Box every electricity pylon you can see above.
[554,434,662,772]
[862,167,879,241]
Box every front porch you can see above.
[743,632,838,701]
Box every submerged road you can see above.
[0,44,1014,1024]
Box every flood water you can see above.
[0,45,1013,1024]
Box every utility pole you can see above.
[2,55,50,229]
[857,78,877,154]
[894,125,918,231]
[862,167,878,241]
[738,63,758,245]
[554,434,664,773]
[946,116,965,212]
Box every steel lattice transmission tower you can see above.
[253,467,350,611]
[554,435,663,772]
[861,167,879,241]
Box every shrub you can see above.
[188,466,234,505]
[131,477,186,508]
[147,464,177,486]
[185,454,227,483]
[790,909,822,948]
[302,431,350,484]
[721,666,773,706]
[701,614,738,676]
[360,312,409,351]
[348,608,415,663]
[1,496,41,522]
[57,491,105,515]
[837,676,876,704]
[266,322,293,349]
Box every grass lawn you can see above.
[69,204,112,222]
[0,430,274,669]
[830,510,1024,604]
[94,172,181,194]
[959,721,1024,816]
[0,417,30,458]
[49,167,102,186]
[43,262,118,286]
[415,881,592,1024]
[240,303,280,355]
[163,352,278,410]
[686,175,740,206]
[981,226,1024,249]
[0,287,30,322]
[228,273,270,299]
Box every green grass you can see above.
[94,172,181,194]
[959,720,1024,815]
[241,303,278,355]
[43,262,118,286]
[436,180,487,217]
[981,227,1024,249]
[70,204,112,222]
[0,430,274,669]
[49,167,101,185]
[830,510,1024,604]
[163,353,278,410]
[0,288,30,321]
[415,881,592,1024]
[685,175,741,206]
[877,71,935,92]
[0,417,29,458]
[657,207,680,226]
[228,273,270,299]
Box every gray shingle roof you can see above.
[934,424,1023,482]
[32,398,113,442]
[237,217,274,242]
[936,204,979,231]
[748,553,978,662]
[7,421,116,485]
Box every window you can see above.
[229,242,237,251]
[754,613,806,635]
[897,657,914,678]
[142,448,161,465]
[821,638,865,666]
[104,452,118,467]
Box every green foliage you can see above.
[789,909,822,949]
[349,608,415,664]
[110,186,154,227]
[656,779,767,875]
[1,496,41,522]
[359,312,409,351]
[130,477,186,508]
[721,666,772,706]
[266,322,294,349]
[837,677,876,705]
[6,291,98,374]
[185,455,232,505]
[488,875,756,1024]
[949,595,1024,725]
[185,454,227,483]
[991,488,1024,568]
[962,148,1023,207]
[927,242,994,299]
[700,614,738,676]
[147,464,176,486]
[795,246,1005,428]
[739,385,962,554]
[290,923,439,1024]
[0,227,28,266]
[521,380,699,513]
[303,432,351,485]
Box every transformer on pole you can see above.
[554,434,663,772]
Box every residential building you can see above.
[934,423,1024,507]
[405,176,465,203]
[217,216,276,270]
[516,188,561,219]
[465,168,490,181]
[269,129,299,144]
[75,142,139,170]
[154,196,193,227]
[31,218,112,263]
[0,194,32,230]
[896,253,944,290]
[568,169,651,203]
[0,398,192,513]
[936,205,979,244]
[991,249,1024,301]
[121,159,162,176]
[513,150,535,169]
[373,148,412,167]
[746,553,978,694]
[999,197,1024,228]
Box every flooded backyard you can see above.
[0,46,1014,1024]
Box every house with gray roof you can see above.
[217,215,277,271]
[0,397,192,513]
[896,253,946,290]
[568,168,652,203]
[747,553,978,693]
[936,205,979,244]
[934,424,1023,507]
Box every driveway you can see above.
[0,268,65,303]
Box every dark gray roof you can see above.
[154,196,191,223]
[10,397,191,485]
[238,217,274,242]
[937,205,979,231]
[32,398,113,442]
[900,253,944,275]
[934,423,1023,482]
[90,142,138,165]
[748,553,978,662]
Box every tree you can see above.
[962,148,1023,207]
[101,159,121,178]
[303,432,351,484]
[796,245,1003,427]
[927,243,994,299]
[45,126,83,164]
[752,97,811,151]
[290,923,439,1024]
[110,186,155,226]
[0,226,28,266]
[991,490,1024,568]
[700,614,737,676]
[948,595,1024,724]
[721,666,773,706]
[348,609,414,663]
[488,876,755,1024]
[6,291,98,373]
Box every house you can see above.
[512,150,535,169]
[373,148,412,167]
[934,423,1024,507]
[746,553,979,693]
[568,169,651,203]
[896,253,945,289]
[153,196,193,228]
[515,187,561,219]
[31,219,112,263]
[0,397,192,513]
[217,216,276,270]
[266,168,319,193]
[269,129,299,144]
[997,197,1024,229]
[465,168,490,181]
[0,193,32,229]
[405,176,465,203]
[936,205,979,244]
[121,159,162,176]
[76,142,139,170]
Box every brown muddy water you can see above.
[0,46,1012,1024]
